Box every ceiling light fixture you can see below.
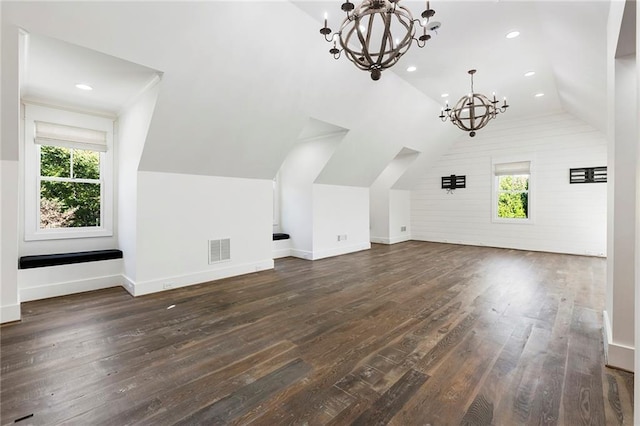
[407,65,417,72]
[524,71,535,77]
[75,83,93,91]
[506,30,520,39]
[535,93,545,97]
[439,69,509,137]
[320,1,441,81]
[441,93,449,98]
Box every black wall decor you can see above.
[441,174,466,190]
[570,167,607,184]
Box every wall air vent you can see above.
[570,167,607,184]
[209,238,231,264]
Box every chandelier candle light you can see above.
[320,0,440,81]
[439,69,509,137]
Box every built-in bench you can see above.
[19,249,123,269]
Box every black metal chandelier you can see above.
[439,69,509,137]
[320,0,440,81]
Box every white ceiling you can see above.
[19,1,610,129]
[22,33,161,115]
[293,0,610,133]
[4,0,612,187]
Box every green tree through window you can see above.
[39,145,101,228]
[497,174,529,219]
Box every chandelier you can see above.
[320,0,440,81]
[439,69,509,137]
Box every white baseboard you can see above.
[370,236,388,244]
[20,275,122,302]
[273,248,292,259]
[411,235,606,258]
[273,239,291,259]
[603,310,635,371]
[121,274,135,296]
[389,235,411,244]
[16,259,276,301]
[131,259,274,296]
[1,304,21,323]
[291,243,371,260]
[311,242,371,260]
[370,235,411,245]
[290,249,313,260]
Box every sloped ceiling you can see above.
[295,0,610,134]
[3,0,610,189]
[22,33,160,115]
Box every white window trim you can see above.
[491,157,535,224]
[24,104,114,241]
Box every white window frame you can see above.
[24,104,114,240]
[491,158,534,224]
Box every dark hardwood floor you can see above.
[1,242,634,425]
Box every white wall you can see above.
[312,184,370,260]
[389,189,411,244]
[0,4,3,318]
[131,171,273,295]
[606,53,636,372]
[1,18,21,322]
[633,3,640,412]
[117,80,160,284]
[19,259,122,302]
[278,133,370,260]
[279,133,344,258]
[369,183,389,244]
[15,103,120,304]
[370,148,418,244]
[19,104,118,254]
[606,0,636,373]
[411,112,607,257]
[636,0,640,412]
[1,161,20,322]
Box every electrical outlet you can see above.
[343,234,348,241]
[337,235,341,242]
[163,283,174,290]
[401,226,407,232]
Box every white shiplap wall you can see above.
[411,112,607,256]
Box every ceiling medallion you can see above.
[320,0,441,81]
[439,69,509,137]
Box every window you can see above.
[24,105,114,240]
[493,161,531,221]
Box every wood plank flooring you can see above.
[1,241,634,425]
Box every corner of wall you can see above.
[603,309,635,371]
[1,303,21,324]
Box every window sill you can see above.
[492,218,533,225]
[25,227,113,241]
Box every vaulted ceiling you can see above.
[295,0,610,133]
[3,1,611,188]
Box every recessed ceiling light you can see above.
[506,30,520,39]
[535,93,545,97]
[441,93,449,98]
[75,83,93,91]
[407,66,417,72]
[524,71,536,77]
